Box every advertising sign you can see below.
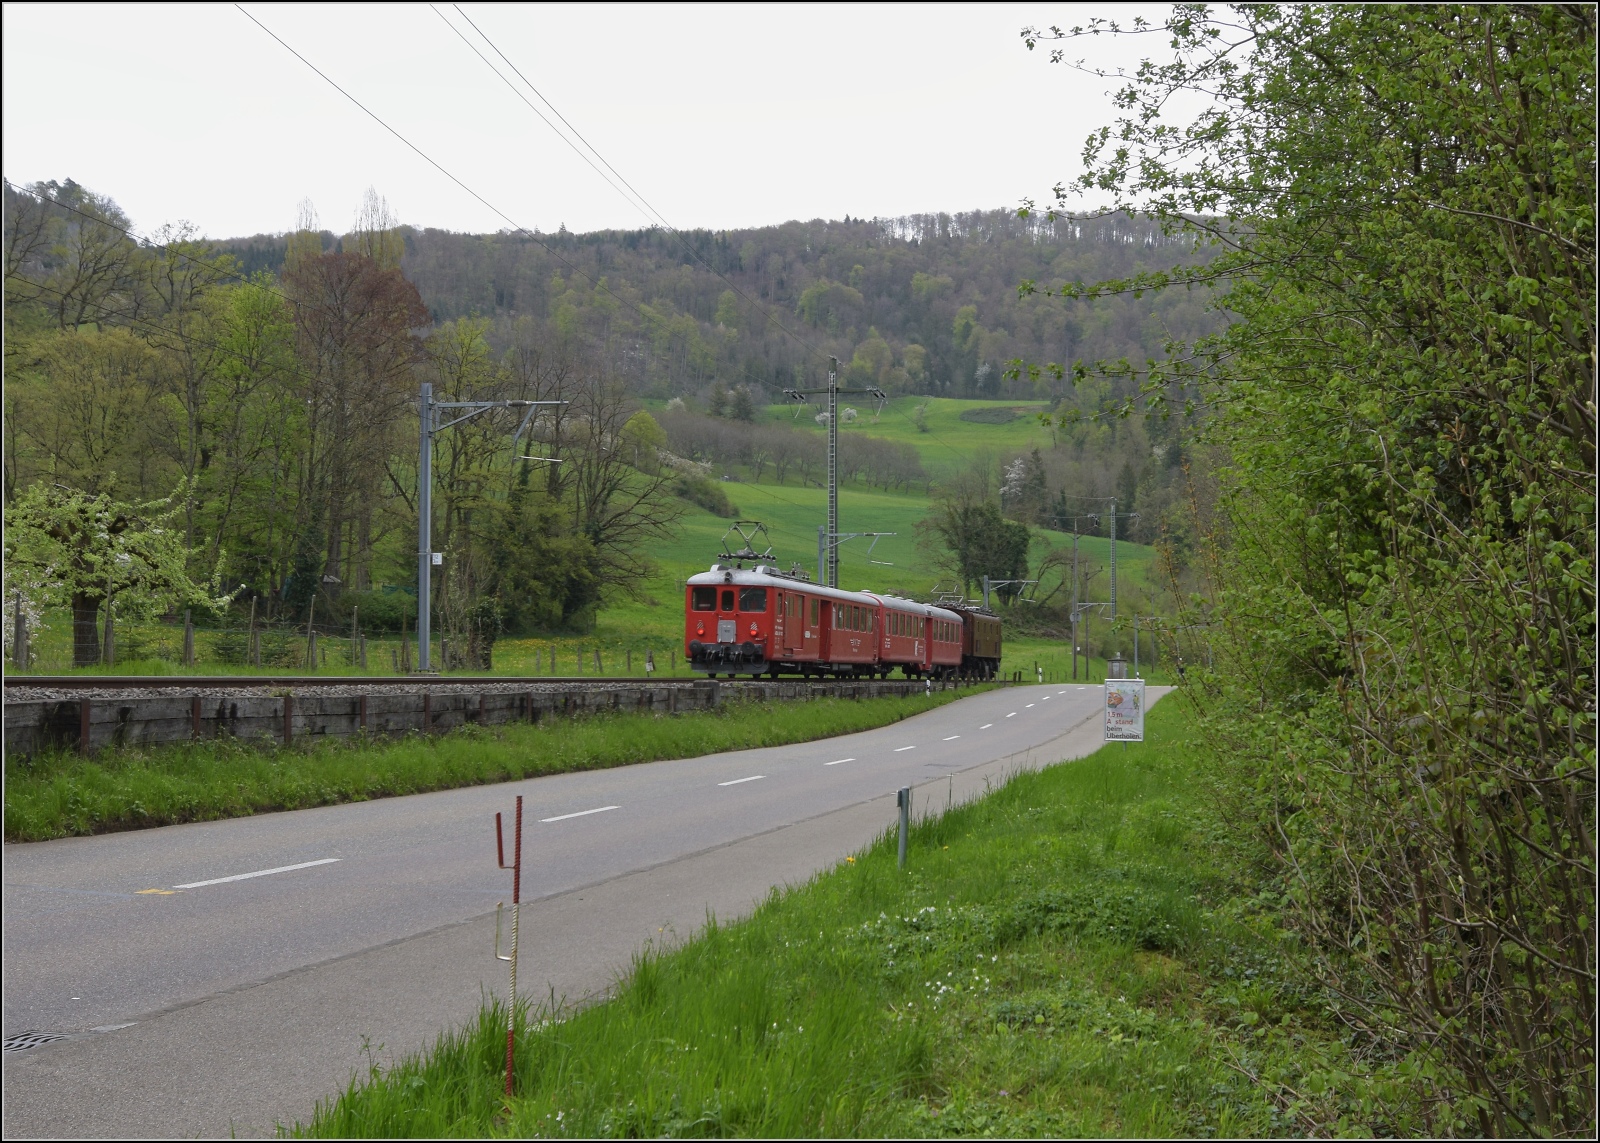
[1104,679,1146,742]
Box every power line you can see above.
[234,3,732,376]
[240,1,995,499]
[438,4,832,373]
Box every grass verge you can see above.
[300,697,1431,1139]
[3,689,977,843]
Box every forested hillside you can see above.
[222,208,1219,405]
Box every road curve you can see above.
[3,683,1167,1138]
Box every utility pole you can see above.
[784,361,886,587]
[1071,536,1080,679]
[1109,497,1117,619]
[827,359,839,588]
[418,383,563,673]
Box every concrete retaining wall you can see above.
[3,678,979,759]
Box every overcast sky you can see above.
[3,2,1171,241]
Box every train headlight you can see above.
[696,621,705,635]
[748,622,758,636]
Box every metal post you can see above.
[418,382,434,673]
[982,575,991,610]
[11,593,25,669]
[817,524,825,585]
[1133,614,1139,678]
[1108,497,1117,620]
[493,795,524,1098]
[897,786,910,869]
[827,360,839,587]
[183,608,194,667]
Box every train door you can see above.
[718,587,737,645]
[782,592,804,656]
[920,617,932,670]
[818,599,833,661]
[805,595,821,659]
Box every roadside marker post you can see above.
[897,786,911,869]
[493,796,524,1099]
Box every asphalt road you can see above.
[4,682,1165,1138]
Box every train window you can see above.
[810,598,819,626]
[739,587,767,612]
[691,587,716,611]
[720,589,735,611]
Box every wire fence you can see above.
[6,611,699,678]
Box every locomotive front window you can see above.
[691,587,716,611]
[721,589,735,611]
[739,587,767,612]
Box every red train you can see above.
[684,564,1002,680]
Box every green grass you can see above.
[3,689,979,842]
[299,698,1429,1139]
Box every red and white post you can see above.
[493,795,524,1098]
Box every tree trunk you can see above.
[71,593,101,667]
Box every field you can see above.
[301,697,1428,1138]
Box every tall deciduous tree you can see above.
[284,249,428,616]
[1027,6,1594,1131]
[5,484,229,665]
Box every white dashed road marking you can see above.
[894,746,915,752]
[718,776,765,786]
[826,758,854,766]
[943,735,960,741]
[541,806,620,822]
[173,858,340,890]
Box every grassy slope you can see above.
[3,689,976,842]
[301,697,1422,1139]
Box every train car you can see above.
[947,603,1002,679]
[863,593,964,678]
[686,564,864,678]
[684,564,995,680]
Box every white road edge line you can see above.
[943,735,961,741]
[174,858,339,889]
[894,745,915,752]
[718,775,765,786]
[825,758,855,766]
[541,805,620,822]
